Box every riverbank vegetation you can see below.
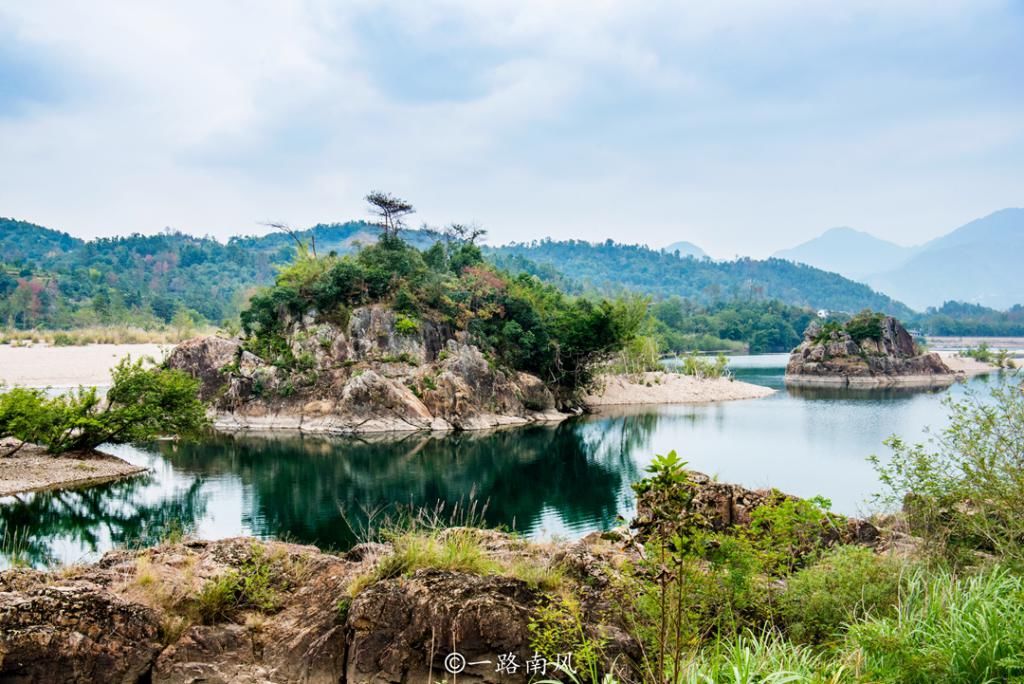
[598,381,1024,682]
[0,358,207,455]
[958,342,1017,368]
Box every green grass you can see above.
[846,565,1024,683]
[675,631,846,684]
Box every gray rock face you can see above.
[166,305,562,434]
[784,315,952,387]
[165,336,246,401]
[0,578,163,683]
[346,570,537,684]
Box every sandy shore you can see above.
[937,351,1002,376]
[585,371,774,407]
[0,441,147,497]
[0,343,168,388]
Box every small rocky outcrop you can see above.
[166,304,563,434]
[785,314,953,387]
[632,470,880,550]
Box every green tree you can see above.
[1,359,208,454]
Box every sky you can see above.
[0,1,1022,258]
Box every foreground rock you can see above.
[0,472,889,683]
[0,441,146,497]
[785,314,954,387]
[0,534,632,684]
[632,470,880,550]
[167,305,564,435]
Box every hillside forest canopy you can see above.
[2,212,1024,352]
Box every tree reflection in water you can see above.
[0,413,661,566]
[0,474,209,567]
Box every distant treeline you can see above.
[2,218,1022,350]
[911,301,1024,337]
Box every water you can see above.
[1,357,1011,567]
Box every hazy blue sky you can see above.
[1,1,1021,257]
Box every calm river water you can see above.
[0,356,1009,567]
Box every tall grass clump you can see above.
[674,352,730,379]
[675,631,845,684]
[846,566,1024,683]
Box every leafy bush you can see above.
[844,310,885,342]
[777,546,902,644]
[0,358,208,454]
[529,596,606,683]
[676,352,729,379]
[870,382,1024,567]
[193,543,290,624]
[394,313,419,336]
[744,494,836,575]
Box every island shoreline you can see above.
[0,442,148,498]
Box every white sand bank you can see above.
[937,351,1002,376]
[585,371,774,407]
[0,344,167,388]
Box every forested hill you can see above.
[488,240,913,317]
[0,218,449,329]
[0,217,920,330]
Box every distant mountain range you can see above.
[773,209,1023,310]
[488,240,911,317]
[661,241,707,260]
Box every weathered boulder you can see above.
[346,570,538,683]
[0,579,163,683]
[785,315,952,387]
[165,336,246,401]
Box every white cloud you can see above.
[0,0,1020,255]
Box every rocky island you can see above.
[167,307,565,434]
[785,312,954,388]
[163,231,774,436]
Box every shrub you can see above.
[193,543,291,624]
[394,313,419,336]
[777,546,902,644]
[51,332,75,347]
[870,382,1024,567]
[529,596,606,682]
[743,494,837,575]
[676,352,729,379]
[844,310,885,342]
